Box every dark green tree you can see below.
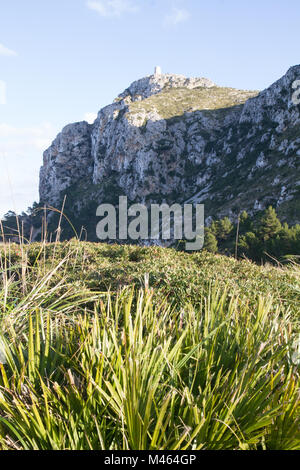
[1,211,19,241]
[259,206,282,241]
[239,231,263,262]
[217,217,234,241]
[239,210,253,233]
[203,228,218,253]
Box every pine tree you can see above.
[217,217,233,241]
[239,231,262,262]
[210,220,219,236]
[239,210,252,233]
[1,211,19,241]
[259,206,282,241]
[203,229,218,253]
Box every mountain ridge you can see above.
[39,66,300,239]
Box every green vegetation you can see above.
[205,206,300,264]
[0,235,299,450]
[128,86,258,121]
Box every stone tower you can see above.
[154,66,162,76]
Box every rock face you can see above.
[40,122,93,207]
[39,66,300,234]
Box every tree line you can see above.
[203,206,300,263]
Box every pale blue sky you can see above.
[0,0,300,217]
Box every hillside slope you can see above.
[3,241,299,316]
[0,241,299,450]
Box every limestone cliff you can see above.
[39,66,300,234]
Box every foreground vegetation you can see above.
[0,240,299,450]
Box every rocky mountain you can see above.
[39,66,300,239]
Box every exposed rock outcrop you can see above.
[39,66,300,234]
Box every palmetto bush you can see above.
[0,257,299,450]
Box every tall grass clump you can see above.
[0,278,299,449]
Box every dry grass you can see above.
[127,86,259,121]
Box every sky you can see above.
[0,0,300,217]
